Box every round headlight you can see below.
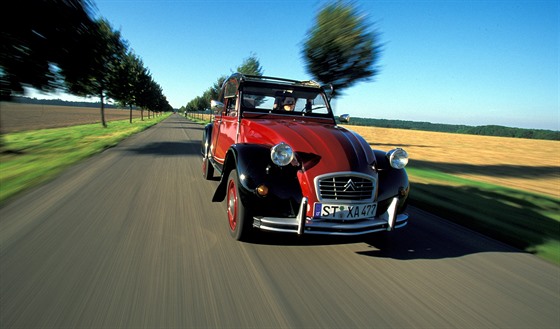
[271,142,294,167]
[387,148,409,169]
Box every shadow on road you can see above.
[356,225,520,261]
[246,226,523,261]
[243,206,527,261]
[246,231,364,247]
[159,117,205,130]
[181,126,204,131]
[157,125,204,130]
[128,141,201,156]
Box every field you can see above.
[0,102,150,132]
[189,113,559,198]
[346,125,559,198]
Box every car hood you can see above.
[241,118,376,174]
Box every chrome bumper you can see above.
[252,197,408,236]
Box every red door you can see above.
[211,96,238,164]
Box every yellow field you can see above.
[345,125,559,198]
[188,114,559,198]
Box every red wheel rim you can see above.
[227,179,237,231]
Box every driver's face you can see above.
[283,97,295,111]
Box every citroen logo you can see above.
[343,179,357,192]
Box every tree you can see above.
[62,19,127,127]
[109,52,145,123]
[302,1,381,97]
[134,69,171,118]
[135,69,154,120]
[236,53,264,76]
[0,0,96,100]
[186,96,209,112]
[188,54,264,111]
[202,75,226,105]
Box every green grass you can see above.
[407,167,560,265]
[185,114,211,125]
[0,114,170,204]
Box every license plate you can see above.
[313,203,377,220]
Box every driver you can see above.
[282,97,295,111]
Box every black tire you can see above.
[226,169,252,241]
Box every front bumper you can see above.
[252,197,408,236]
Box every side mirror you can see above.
[211,100,224,113]
[322,84,334,101]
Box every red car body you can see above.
[201,73,410,240]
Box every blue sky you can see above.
[35,0,559,130]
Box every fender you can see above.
[212,143,265,202]
[201,123,213,157]
[212,144,303,218]
[374,149,410,213]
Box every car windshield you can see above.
[240,84,331,118]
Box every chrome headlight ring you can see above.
[271,142,294,167]
[387,148,409,169]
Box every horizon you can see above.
[12,94,559,132]
[25,0,559,131]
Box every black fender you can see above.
[212,144,303,218]
[374,149,410,213]
[201,123,213,157]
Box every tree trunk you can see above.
[129,104,132,123]
[100,92,107,128]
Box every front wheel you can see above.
[226,169,252,241]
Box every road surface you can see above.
[1,115,558,328]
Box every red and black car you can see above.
[201,73,410,241]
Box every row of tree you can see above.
[347,117,559,141]
[1,0,172,127]
[183,1,379,112]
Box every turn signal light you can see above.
[256,185,269,197]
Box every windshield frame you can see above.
[238,82,336,123]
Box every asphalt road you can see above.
[1,115,558,328]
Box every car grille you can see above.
[317,174,375,201]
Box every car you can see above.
[339,114,350,123]
[201,73,410,241]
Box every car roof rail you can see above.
[238,74,321,87]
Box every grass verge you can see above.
[186,115,211,125]
[407,167,560,265]
[0,114,170,204]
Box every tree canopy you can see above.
[1,0,172,126]
[236,54,264,76]
[302,1,381,97]
[186,54,263,112]
[0,0,96,98]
